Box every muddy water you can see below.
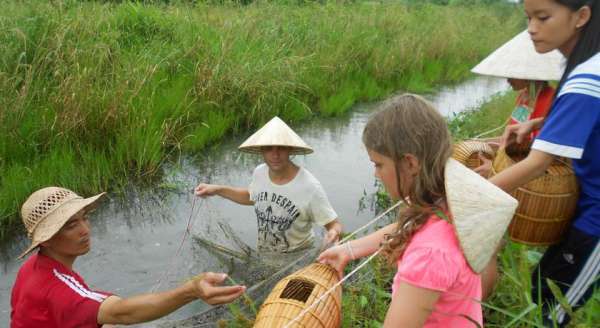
[0,76,508,326]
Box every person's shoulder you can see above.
[569,52,600,78]
[253,163,268,175]
[17,253,53,277]
[298,168,327,191]
[560,53,600,99]
[540,85,556,98]
[298,167,316,181]
[14,255,65,297]
[18,253,38,270]
[411,215,459,250]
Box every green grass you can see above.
[0,0,523,238]
[448,90,516,141]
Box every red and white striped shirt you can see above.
[11,253,111,328]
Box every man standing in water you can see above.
[196,116,343,253]
[11,187,245,328]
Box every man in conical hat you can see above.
[195,116,343,253]
[470,29,564,177]
[11,187,245,328]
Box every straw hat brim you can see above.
[238,117,314,155]
[471,30,564,81]
[18,192,106,259]
[445,158,518,273]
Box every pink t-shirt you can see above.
[391,215,482,327]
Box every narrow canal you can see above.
[0,77,508,326]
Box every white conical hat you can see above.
[471,30,564,81]
[445,158,518,273]
[238,117,313,155]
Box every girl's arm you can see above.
[489,149,554,193]
[383,282,440,328]
[348,223,397,257]
[318,223,396,278]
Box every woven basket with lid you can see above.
[253,263,341,328]
[491,146,579,245]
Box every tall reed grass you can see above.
[0,1,522,237]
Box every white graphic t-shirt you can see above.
[248,164,338,252]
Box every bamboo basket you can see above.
[452,140,495,170]
[253,263,341,328]
[491,146,579,245]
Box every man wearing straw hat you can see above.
[470,29,564,177]
[10,187,245,328]
[195,116,343,254]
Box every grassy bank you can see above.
[0,1,521,236]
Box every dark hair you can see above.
[554,0,600,94]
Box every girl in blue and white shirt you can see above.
[487,0,600,326]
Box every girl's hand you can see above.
[318,244,352,279]
[473,152,493,178]
[499,117,544,149]
[194,183,219,198]
[188,272,246,305]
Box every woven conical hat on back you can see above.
[239,117,313,155]
[471,30,564,81]
[445,158,518,273]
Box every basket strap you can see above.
[434,209,450,222]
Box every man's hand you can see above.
[188,272,246,305]
[324,228,340,246]
[194,184,220,198]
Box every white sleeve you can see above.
[309,182,338,226]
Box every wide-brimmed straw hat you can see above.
[238,116,313,155]
[18,187,106,259]
[445,158,518,273]
[471,30,564,81]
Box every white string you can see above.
[150,196,201,292]
[339,200,402,243]
[472,123,506,139]
[282,248,383,328]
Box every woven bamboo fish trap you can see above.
[253,263,341,328]
[452,140,495,170]
[491,146,579,245]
